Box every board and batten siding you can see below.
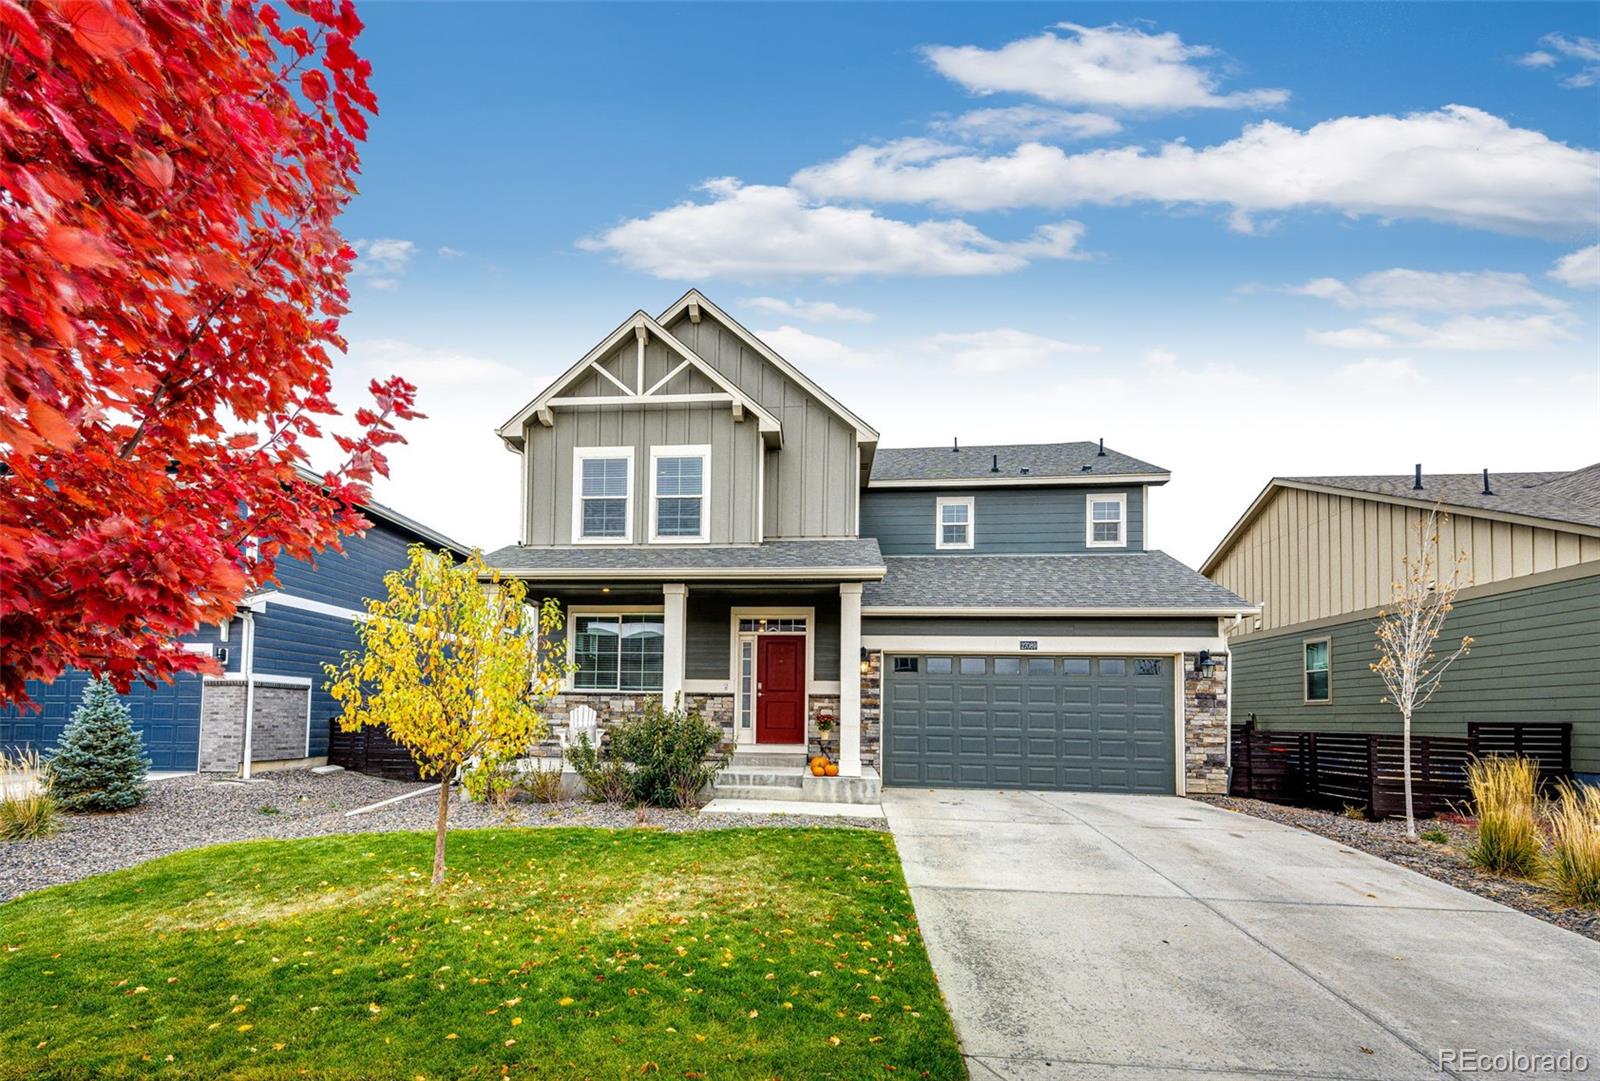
[1232,570,1600,775]
[663,311,859,540]
[521,402,763,546]
[861,486,1144,555]
[1210,486,1600,637]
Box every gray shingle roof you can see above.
[483,538,886,579]
[1287,465,1600,530]
[864,552,1253,611]
[869,441,1167,485]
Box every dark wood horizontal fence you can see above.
[1230,721,1572,819]
[327,719,424,781]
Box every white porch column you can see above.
[662,583,687,708]
[838,582,863,777]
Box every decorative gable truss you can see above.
[497,311,783,450]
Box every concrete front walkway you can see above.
[884,789,1600,1081]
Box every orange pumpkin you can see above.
[811,760,827,776]
[824,762,839,777]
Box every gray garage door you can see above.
[883,654,1175,793]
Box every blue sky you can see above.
[328,3,1600,565]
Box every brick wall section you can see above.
[861,651,882,771]
[1183,652,1229,794]
[199,681,310,772]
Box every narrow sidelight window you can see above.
[1085,493,1127,548]
[650,445,709,543]
[574,447,633,542]
[935,496,975,550]
[1304,638,1331,703]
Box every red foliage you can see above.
[0,0,419,707]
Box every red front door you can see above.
[756,635,806,744]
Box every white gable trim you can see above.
[657,290,879,443]
[497,310,781,449]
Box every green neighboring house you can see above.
[1202,465,1600,783]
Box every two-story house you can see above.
[487,291,1255,801]
[1203,466,1600,784]
[1,498,467,776]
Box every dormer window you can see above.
[574,447,633,542]
[650,445,709,543]
[935,496,975,550]
[1086,493,1126,548]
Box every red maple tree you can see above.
[0,0,420,707]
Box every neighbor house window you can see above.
[573,447,633,542]
[935,495,975,550]
[572,613,663,691]
[1085,493,1127,548]
[1304,638,1331,703]
[650,445,709,543]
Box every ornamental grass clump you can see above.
[1542,781,1600,908]
[1465,755,1540,877]
[1,749,61,841]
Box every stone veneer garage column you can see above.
[837,583,863,777]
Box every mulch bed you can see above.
[0,769,884,902]
[1197,795,1600,943]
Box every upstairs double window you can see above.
[573,445,710,543]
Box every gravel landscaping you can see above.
[0,768,885,902]
[1199,794,1600,942]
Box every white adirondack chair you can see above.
[562,704,599,750]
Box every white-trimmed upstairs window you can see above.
[935,495,975,550]
[650,445,709,543]
[1085,493,1127,548]
[573,447,633,543]
[1304,637,1332,703]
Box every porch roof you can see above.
[483,538,886,581]
[863,552,1257,615]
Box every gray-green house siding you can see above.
[860,486,1145,555]
[1231,571,1600,775]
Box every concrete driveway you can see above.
[884,789,1600,1081]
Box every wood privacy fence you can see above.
[1230,721,1573,819]
[327,719,424,781]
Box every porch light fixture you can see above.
[1195,650,1217,679]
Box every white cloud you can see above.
[743,297,876,323]
[437,246,467,258]
[1550,243,1600,288]
[350,238,417,289]
[1309,313,1576,352]
[922,22,1288,112]
[754,326,881,369]
[1288,269,1567,312]
[791,106,1600,238]
[577,178,1088,279]
[924,328,1099,373]
[931,105,1122,143]
[1525,32,1600,87]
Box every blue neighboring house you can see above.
[1,499,468,774]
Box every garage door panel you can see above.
[884,653,1176,794]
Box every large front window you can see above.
[651,445,708,542]
[574,447,633,542]
[573,613,664,690]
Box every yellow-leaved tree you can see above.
[325,546,566,883]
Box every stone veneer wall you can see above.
[860,651,882,771]
[1182,651,1229,794]
[199,681,310,772]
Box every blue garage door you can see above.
[0,671,202,771]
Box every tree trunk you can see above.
[431,774,451,885]
[1402,707,1417,840]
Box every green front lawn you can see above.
[0,828,964,1080]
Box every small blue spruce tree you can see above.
[47,678,151,812]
